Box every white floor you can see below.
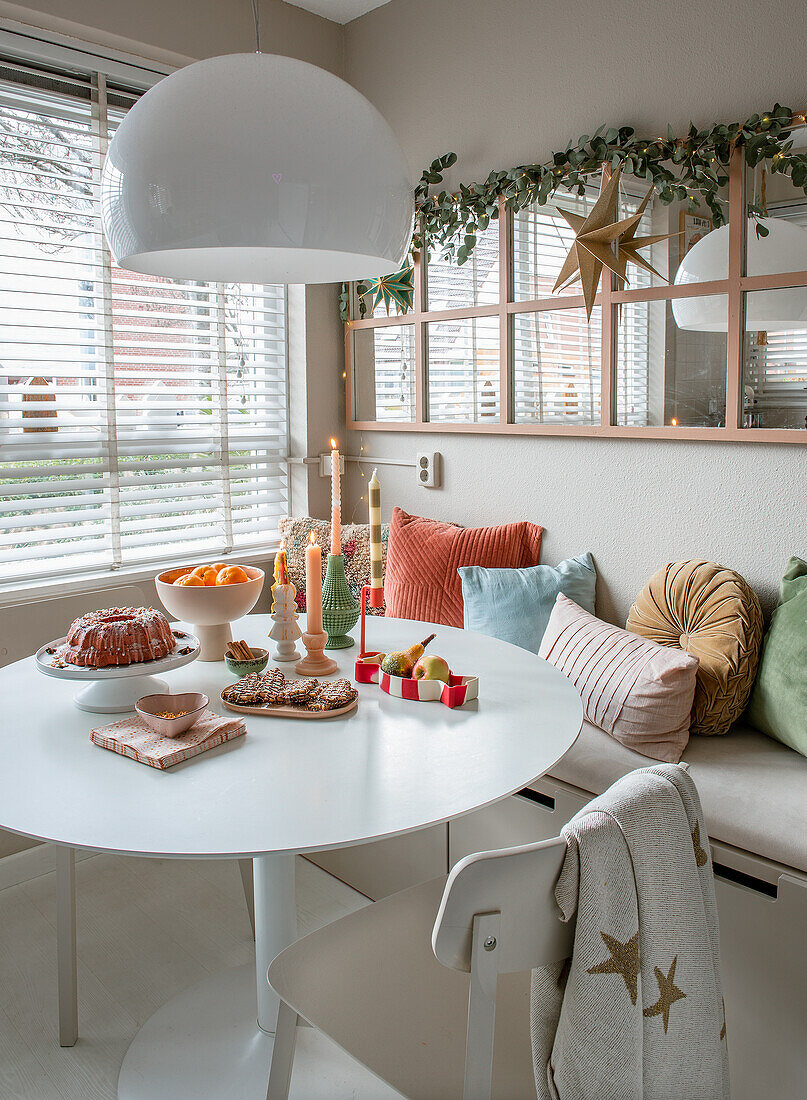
[0,850,402,1099]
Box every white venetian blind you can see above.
[512,187,660,426]
[426,223,499,311]
[426,316,499,423]
[512,195,602,424]
[0,66,288,581]
[757,329,807,404]
[753,211,807,409]
[424,226,500,422]
[352,325,416,421]
[513,307,601,424]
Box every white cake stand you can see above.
[35,634,201,713]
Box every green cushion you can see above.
[747,556,807,755]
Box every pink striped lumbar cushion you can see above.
[539,593,699,762]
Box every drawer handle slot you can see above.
[712,861,778,898]
[516,787,555,811]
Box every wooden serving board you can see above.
[220,692,358,719]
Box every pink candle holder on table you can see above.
[358,584,384,659]
[354,586,478,709]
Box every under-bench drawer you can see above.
[710,840,807,1100]
[449,778,591,865]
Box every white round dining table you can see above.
[0,613,581,1099]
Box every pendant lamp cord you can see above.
[251,0,261,52]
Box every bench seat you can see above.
[548,721,807,875]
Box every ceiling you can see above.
[283,0,392,23]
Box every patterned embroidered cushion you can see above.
[384,507,543,628]
[540,594,699,763]
[626,560,763,737]
[278,516,388,615]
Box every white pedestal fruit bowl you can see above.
[155,566,265,661]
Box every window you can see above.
[346,142,807,441]
[0,64,288,582]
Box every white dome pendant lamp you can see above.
[673,216,807,331]
[101,2,413,284]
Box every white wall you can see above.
[341,0,807,625]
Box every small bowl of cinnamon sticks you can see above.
[224,640,269,677]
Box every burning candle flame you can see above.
[279,538,285,551]
[309,531,318,546]
[330,437,337,449]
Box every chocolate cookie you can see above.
[278,678,319,704]
[306,679,358,711]
[256,667,286,703]
[222,672,266,705]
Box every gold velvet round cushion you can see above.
[626,560,764,737]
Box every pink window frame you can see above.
[345,151,807,443]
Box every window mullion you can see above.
[413,244,426,424]
[498,196,511,424]
[92,72,121,568]
[726,148,745,431]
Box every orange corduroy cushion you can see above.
[384,507,543,628]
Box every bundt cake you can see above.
[63,607,176,668]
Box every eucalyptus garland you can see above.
[339,104,807,322]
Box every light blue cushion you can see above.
[458,553,597,654]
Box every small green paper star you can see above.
[360,266,414,315]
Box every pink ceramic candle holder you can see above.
[295,628,337,677]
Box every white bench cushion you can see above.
[549,722,807,875]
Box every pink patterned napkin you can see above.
[90,712,246,769]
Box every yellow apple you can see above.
[412,654,450,683]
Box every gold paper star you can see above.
[643,956,686,1033]
[692,821,708,868]
[588,929,642,1005]
[553,168,642,320]
[553,168,680,320]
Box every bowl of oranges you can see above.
[155,562,265,662]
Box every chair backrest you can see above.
[0,585,146,667]
[432,835,573,976]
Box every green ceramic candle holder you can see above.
[322,553,360,649]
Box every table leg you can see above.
[239,857,256,939]
[118,853,298,1098]
[254,853,296,1032]
[55,845,78,1047]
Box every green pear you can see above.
[381,633,436,677]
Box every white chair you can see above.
[266,835,574,1100]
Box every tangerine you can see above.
[174,572,204,586]
[215,566,249,585]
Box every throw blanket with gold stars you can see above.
[530,764,729,1099]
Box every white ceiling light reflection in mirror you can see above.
[674,123,807,332]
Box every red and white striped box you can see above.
[354,653,478,709]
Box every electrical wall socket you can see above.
[319,452,346,478]
[416,451,440,488]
